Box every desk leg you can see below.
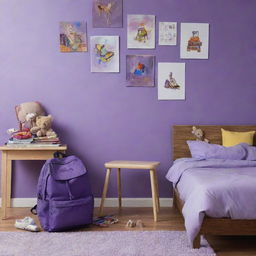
[6,160,12,207]
[154,170,160,212]
[150,169,158,222]
[117,168,122,209]
[99,168,111,216]
[1,152,8,219]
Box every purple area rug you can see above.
[0,231,215,256]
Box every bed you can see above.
[169,125,256,248]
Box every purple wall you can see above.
[1,0,256,198]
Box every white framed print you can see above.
[90,36,119,72]
[158,62,185,100]
[159,22,177,45]
[180,23,209,59]
[127,15,155,49]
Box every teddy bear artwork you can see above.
[6,101,61,147]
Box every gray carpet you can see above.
[0,231,215,256]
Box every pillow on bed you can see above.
[187,140,246,160]
[221,128,255,147]
[240,143,256,161]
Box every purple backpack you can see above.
[34,154,94,231]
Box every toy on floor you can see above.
[191,126,209,143]
[15,216,40,232]
[126,219,144,228]
[93,215,119,227]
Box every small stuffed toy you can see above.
[15,101,45,129]
[25,113,37,128]
[192,126,209,143]
[30,115,57,138]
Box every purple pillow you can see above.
[187,140,246,160]
[240,143,256,161]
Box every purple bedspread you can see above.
[166,158,256,246]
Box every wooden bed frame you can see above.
[172,125,256,248]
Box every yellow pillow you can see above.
[221,128,255,147]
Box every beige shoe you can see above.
[15,217,40,232]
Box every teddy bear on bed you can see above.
[191,126,209,143]
[30,115,57,138]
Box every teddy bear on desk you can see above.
[30,115,57,138]
[8,101,57,139]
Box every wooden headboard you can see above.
[173,125,256,160]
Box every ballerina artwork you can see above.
[92,0,123,28]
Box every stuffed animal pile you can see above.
[7,101,59,143]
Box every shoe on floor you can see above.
[15,216,40,232]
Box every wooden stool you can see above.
[99,160,160,222]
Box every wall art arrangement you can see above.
[92,0,123,28]
[159,22,177,46]
[180,23,209,59]
[126,55,155,87]
[127,15,155,49]
[158,63,185,100]
[90,36,119,72]
[59,22,87,52]
[59,1,210,100]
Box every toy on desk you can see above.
[30,115,57,138]
[15,101,45,130]
[6,102,61,147]
[192,126,209,143]
[12,129,32,140]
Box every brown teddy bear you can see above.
[191,126,209,143]
[30,115,57,138]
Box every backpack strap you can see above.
[30,205,37,215]
[54,151,67,159]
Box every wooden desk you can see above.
[99,160,160,221]
[0,145,67,219]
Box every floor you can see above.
[1,207,256,256]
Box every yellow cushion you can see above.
[221,128,255,147]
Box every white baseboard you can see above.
[0,198,173,208]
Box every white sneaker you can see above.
[15,216,40,232]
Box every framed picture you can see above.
[92,0,123,28]
[158,62,185,100]
[90,36,119,73]
[59,22,87,52]
[126,55,155,87]
[159,22,177,45]
[180,23,209,59]
[127,15,155,49]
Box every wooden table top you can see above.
[0,145,67,151]
[105,160,160,169]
